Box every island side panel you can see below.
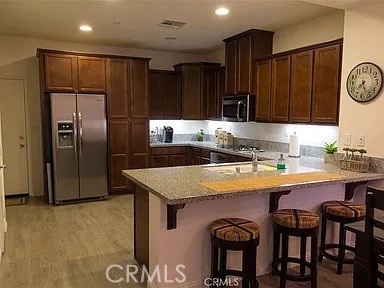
[149,184,347,288]
[134,184,149,268]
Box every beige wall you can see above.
[273,10,345,53]
[0,35,208,196]
[338,2,384,158]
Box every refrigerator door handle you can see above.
[73,112,78,157]
[78,112,83,157]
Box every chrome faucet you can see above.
[250,148,258,172]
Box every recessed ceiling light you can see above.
[165,37,177,40]
[215,7,229,15]
[79,25,92,32]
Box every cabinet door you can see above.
[163,73,181,119]
[192,155,201,165]
[270,56,290,122]
[109,120,129,193]
[205,70,217,120]
[201,157,211,165]
[151,155,169,168]
[78,56,106,93]
[289,51,313,123]
[130,60,149,119]
[216,66,225,120]
[237,35,252,93]
[181,65,202,120]
[149,71,164,119]
[44,54,78,91]
[254,60,272,122]
[225,40,237,94]
[130,119,149,169]
[107,59,129,118]
[312,44,341,124]
[169,155,186,167]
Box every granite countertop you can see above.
[123,158,384,204]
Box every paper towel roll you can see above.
[289,132,300,157]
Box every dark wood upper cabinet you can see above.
[224,29,274,95]
[175,63,220,120]
[205,70,217,120]
[270,56,290,122]
[44,54,78,91]
[163,72,181,119]
[149,71,164,119]
[216,66,226,120]
[254,60,272,122]
[290,51,313,123]
[149,70,181,119]
[225,40,237,95]
[78,56,106,93]
[130,60,149,119]
[312,44,341,124]
[107,59,129,119]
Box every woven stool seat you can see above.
[210,218,259,242]
[273,209,319,229]
[322,201,365,218]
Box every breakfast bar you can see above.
[123,159,384,288]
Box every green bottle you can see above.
[277,154,286,170]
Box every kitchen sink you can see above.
[205,163,276,175]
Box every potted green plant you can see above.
[350,148,358,160]
[197,129,205,142]
[343,147,351,159]
[358,149,367,161]
[323,141,338,163]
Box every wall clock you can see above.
[347,62,383,102]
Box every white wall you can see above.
[273,10,345,53]
[0,35,208,196]
[338,2,384,158]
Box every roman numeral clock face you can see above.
[347,62,383,102]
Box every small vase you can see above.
[324,153,334,163]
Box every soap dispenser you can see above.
[277,154,286,170]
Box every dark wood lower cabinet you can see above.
[151,155,169,168]
[169,155,186,167]
[150,147,187,168]
[131,119,149,169]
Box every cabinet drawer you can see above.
[201,149,211,159]
[236,155,251,162]
[151,147,186,155]
[191,148,201,156]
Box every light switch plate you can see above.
[357,135,365,147]
[344,134,351,146]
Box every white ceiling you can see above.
[0,0,340,54]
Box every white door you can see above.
[0,79,28,196]
[0,106,7,263]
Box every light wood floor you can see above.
[0,195,353,288]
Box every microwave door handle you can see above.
[237,101,241,121]
[73,112,78,157]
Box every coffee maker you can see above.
[163,126,173,143]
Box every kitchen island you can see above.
[123,159,384,288]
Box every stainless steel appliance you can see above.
[50,93,108,204]
[163,126,173,143]
[222,94,255,122]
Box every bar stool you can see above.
[210,218,260,288]
[272,209,319,288]
[318,200,365,274]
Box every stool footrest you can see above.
[320,243,355,264]
[218,269,245,278]
[272,257,317,282]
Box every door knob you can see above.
[0,165,7,169]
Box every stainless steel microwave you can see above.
[222,94,255,122]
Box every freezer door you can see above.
[77,94,108,198]
[50,93,80,201]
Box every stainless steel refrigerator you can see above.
[50,93,108,204]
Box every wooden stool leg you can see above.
[272,230,280,276]
[300,236,307,276]
[219,247,227,284]
[337,223,346,275]
[280,233,289,288]
[211,237,219,283]
[318,215,327,262]
[311,230,318,288]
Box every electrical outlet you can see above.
[357,135,365,147]
[344,134,351,146]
